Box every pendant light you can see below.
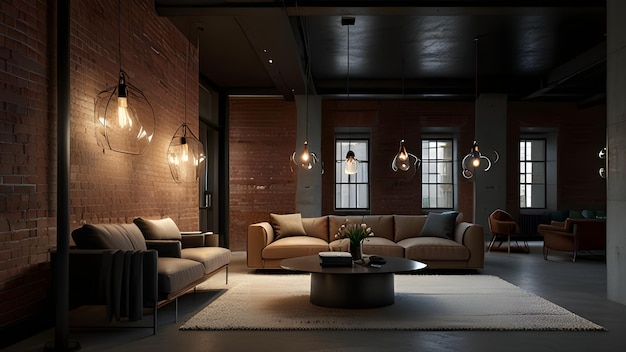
[94,0,155,155]
[290,16,321,173]
[167,28,205,183]
[598,147,607,178]
[342,16,359,175]
[461,37,499,179]
[391,60,420,173]
[391,139,421,172]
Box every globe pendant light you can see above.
[167,29,205,183]
[94,0,154,155]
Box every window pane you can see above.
[421,138,454,209]
[520,138,546,209]
[335,137,369,210]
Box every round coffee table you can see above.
[280,255,426,308]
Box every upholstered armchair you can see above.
[537,218,606,262]
[487,209,529,255]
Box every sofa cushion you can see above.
[399,237,469,261]
[270,213,307,240]
[156,257,205,296]
[262,236,329,259]
[72,223,148,251]
[361,237,405,257]
[419,212,458,239]
[181,247,231,274]
[133,217,182,240]
[302,216,329,241]
[394,215,427,242]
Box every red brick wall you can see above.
[0,0,199,330]
[228,98,298,251]
[229,98,606,252]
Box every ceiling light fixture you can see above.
[461,37,499,179]
[391,60,420,173]
[94,0,155,155]
[167,27,206,183]
[342,16,359,175]
[290,16,321,173]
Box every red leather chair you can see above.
[537,218,606,262]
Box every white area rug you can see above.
[180,273,604,331]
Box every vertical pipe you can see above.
[52,0,75,350]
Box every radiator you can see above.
[518,213,551,238]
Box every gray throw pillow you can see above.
[419,211,459,239]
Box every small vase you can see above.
[349,240,363,261]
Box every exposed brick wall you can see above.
[228,98,298,251]
[0,0,199,333]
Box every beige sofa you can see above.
[247,213,484,270]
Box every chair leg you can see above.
[487,235,497,252]
[543,245,548,260]
[507,236,511,256]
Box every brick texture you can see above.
[1,0,199,330]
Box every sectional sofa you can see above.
[67,217,231,333]
[247,213,484,270]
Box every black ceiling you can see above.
[155,1,607,105]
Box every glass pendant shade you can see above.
[599,147,606,178]
[461,140,499,179]
[95,71,155,155]
[344,150,358,175]
[291,141,319,171]
[391,139,421,172]
[167,123,205,183]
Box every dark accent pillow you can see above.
[270,213,307,240]
[133,217,182,240]
[419,211,459,239]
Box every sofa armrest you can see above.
[181,232,220,248]
[247,222,275,268]
[455,222,485,269]
[145,240,182,258]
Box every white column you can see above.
[607,0,626,305]
[294,94,322,217]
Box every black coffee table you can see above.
[280,255,426,308]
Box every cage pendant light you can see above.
[94,0,155,155]
[290,16,321,173]
[167,30,205,183]
[461,37,499,179]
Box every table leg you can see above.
[309,272,394,308]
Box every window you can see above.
[520,139,546,208]
[335,138,369,210]
[421,139,454,209]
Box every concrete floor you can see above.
[5,242,626,352]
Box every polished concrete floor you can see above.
[5,242,626,352]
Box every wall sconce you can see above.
[291,141,321,171]
[391,139,421,172]
[345,150,358,174]
[461,140,499,179]
[599,147,606,178]
[167,123,205,183]
[95,73,155,155]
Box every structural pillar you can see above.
[606,0,626,305]
[473,94,507,235]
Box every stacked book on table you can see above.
[319,251,353,267]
